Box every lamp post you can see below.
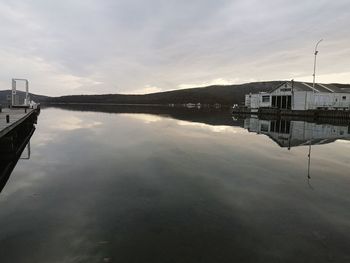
[312,39,323,91]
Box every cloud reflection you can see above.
[176,120,246,134]
[56,116,102,131]
[1,108,350,262]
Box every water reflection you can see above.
[1,106,350,263]
[46,104,235,126]
[49,104,350,147]
[240,116,350,188]
[242,117,350,148]
[0,119,36,193]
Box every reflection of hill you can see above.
[46,104,245,127]
[46,104,350,148]
[0,116,36,193]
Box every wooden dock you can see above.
[0,108,38,139]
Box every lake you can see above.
[0,105,350,263]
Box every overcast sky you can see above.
[0,0,349,96]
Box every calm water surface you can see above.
[0,106,350,263]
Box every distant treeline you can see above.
[46,81,285,106]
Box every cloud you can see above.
[296,71,350,84]
[129,85,162,94]
[178,78,241,89]
[0,0,349,96]
[125,114,163,123]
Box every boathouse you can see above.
[245,81,350,111]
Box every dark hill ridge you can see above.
[1,81,350,106]
[46,81,350,106]
[47,81,285,106]
[333,83,350,91]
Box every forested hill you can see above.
[47,81,284,106]
[47,81,350,106]
[2,81,350,106]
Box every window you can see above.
[272,96,277,107]
[287,95,292,109]
[260,124,269,132]
[342,96,347,100]
[282,96,287,108]
[262,95,270,103]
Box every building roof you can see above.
[272,81,349,93]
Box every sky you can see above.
[0,0,349,96]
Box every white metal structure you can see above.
[11,79,39,109]
[12,78,29,107]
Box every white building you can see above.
[245,81,350,111]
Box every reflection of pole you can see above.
[307,140,313,189]
[307,141,311,179]
[288,121,293,150]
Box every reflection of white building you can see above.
[185,103,201,109]
[244,117,350,148]
[245,81,350,111]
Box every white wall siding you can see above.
[292,91,307,110]
[333,94,350,108]
[307,92,350,109]
[250,94,260,109]
[246,93,272,109]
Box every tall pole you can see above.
[312,39,323,91]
